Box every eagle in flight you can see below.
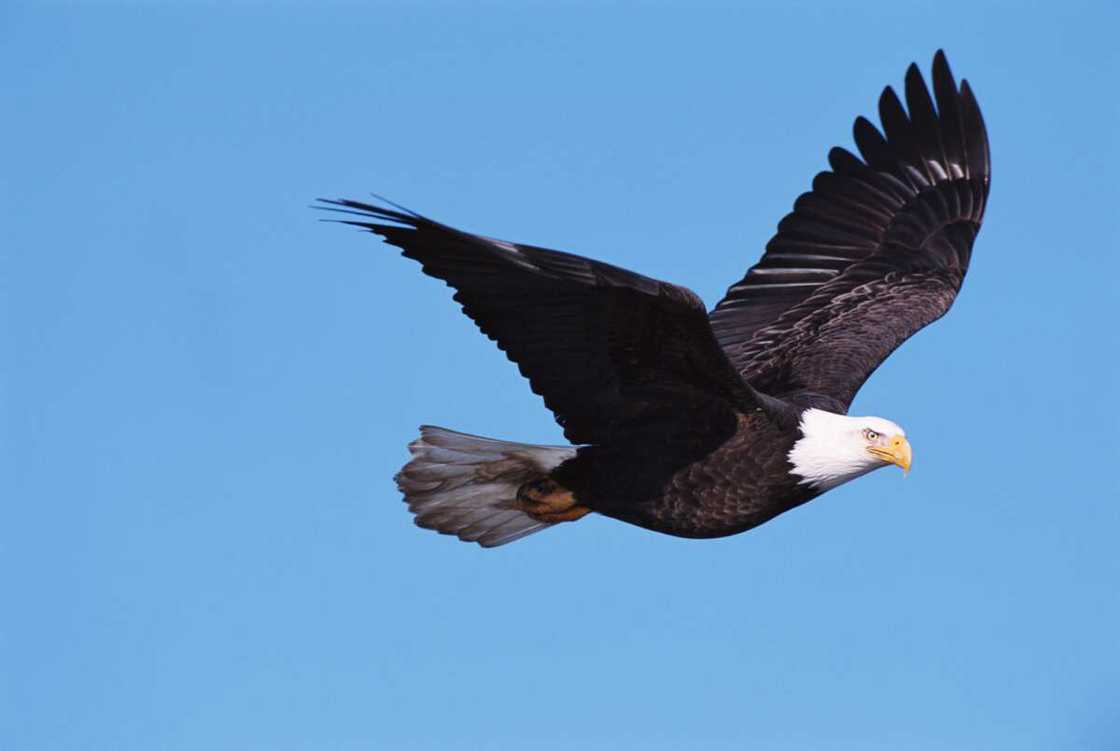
[321,51,989,547]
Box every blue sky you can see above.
[4,2,1119,749]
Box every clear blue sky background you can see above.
[4,2,1119,749]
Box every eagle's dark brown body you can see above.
[555,412,816,538]
[323,51,990,546]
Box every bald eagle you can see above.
[321,50,989,547]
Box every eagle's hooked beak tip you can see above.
[869,435,912,475]
[891,435,912,475]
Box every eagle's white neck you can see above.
[787,408,905,491]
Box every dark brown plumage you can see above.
[321,50,990,546]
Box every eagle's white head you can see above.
[787,408,913,491]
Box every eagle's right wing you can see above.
[709,51,990,409]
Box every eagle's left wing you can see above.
[710,51,990,410]
[319,198,757,446]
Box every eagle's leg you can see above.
[516,478,591,524]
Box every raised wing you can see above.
[710,51,990,409]
[322,199,753,444]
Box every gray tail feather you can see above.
[395,426,578,548]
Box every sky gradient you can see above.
[4,2,1119,749]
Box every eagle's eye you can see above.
[863,429,879,441]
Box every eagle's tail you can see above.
[395,426,578,547]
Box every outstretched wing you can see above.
[709,51,990,409]
[322,199,753,444]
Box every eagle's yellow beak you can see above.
[868,434,912,475]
